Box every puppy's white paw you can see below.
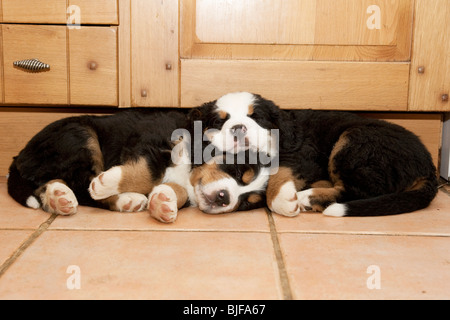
[115,193,148,213]
[297,189,313,211]
[89,167,122,200]
[42,182,78,216]
[270,181,300,217]
[148,185,178,223]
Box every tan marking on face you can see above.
[119,157,157,194]
[247,193,262,204]
[190,162,230,187]
[218,110,228,120]
[242,168,255,184]
[247,104,254,115]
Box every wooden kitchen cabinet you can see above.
[409,0,449,111]
[1,0,118,25]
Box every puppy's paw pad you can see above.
[148,185,178,223]
[270,182,300,217]
[44,182,78,216]
[116,193,148,212]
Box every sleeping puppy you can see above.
[192,92,439,217]
[7,109,268,223]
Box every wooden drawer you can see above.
[1,25,118,106]
[2,25,68,105]
[1,0,118,25]
[181,59,410,111]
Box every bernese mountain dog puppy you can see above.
[7,109,268,223]
[192,92,439,217]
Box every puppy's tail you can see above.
[323,178,438,217]
[7,158,41,210]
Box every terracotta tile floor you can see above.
[0,176,449,300]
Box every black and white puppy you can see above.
[192,92,439,217]
[7,109,268,223]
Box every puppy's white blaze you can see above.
[216,92,255,116]
[323,203,347,217]
[239,167,270,194]
[26,196,40,209]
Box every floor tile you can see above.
[0,230,281,300]
[273,191,450,236]
[0,230,34,266]
[279,233,450,300]
[0,180,51,229]
[50,207,270,232]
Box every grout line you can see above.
[0,214,57,279]
[266,208,293,300]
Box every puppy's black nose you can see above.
[215,189,230,207]
[231,125,247,141]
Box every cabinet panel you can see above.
[69,27,118,106]
[181,59,409,111]
[69,0,119,25]
[0,27,3,104]
[2,25,68,105]
[409,0,449,111]
[0,110,96,176]
[196,0,399,46]
[2,0,119,25]
[182,0,413,61]
[2,0,67,24]
[131,0,178,107]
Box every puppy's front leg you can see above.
[89,157,154,200]
[148,183,188,223]
[267,167,305,217]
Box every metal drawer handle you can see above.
[13,59,50,72]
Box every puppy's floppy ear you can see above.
[188,100,217,122]
[252,93,281,129]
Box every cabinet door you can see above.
[69,27,118,106]
[2,0,67,24]
[2,25,68,105]
[182,0,413,61]
[409,0,449,111]
[131,0,179,107]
